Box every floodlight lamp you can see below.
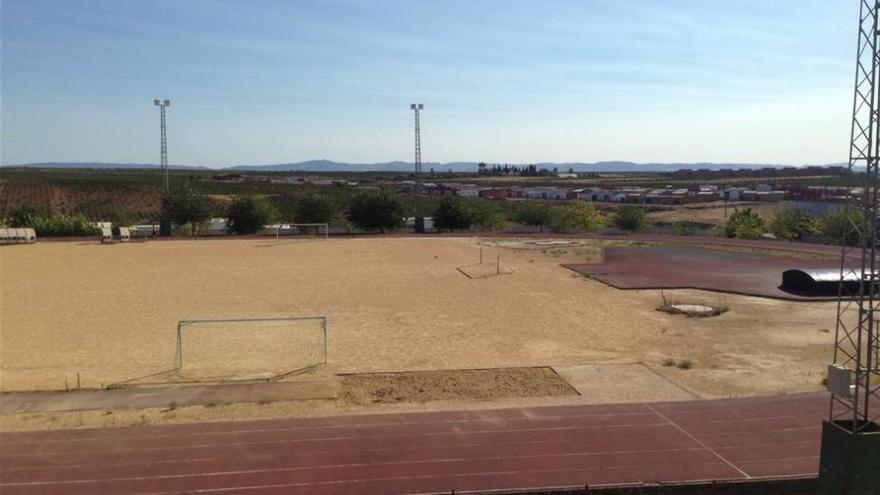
[154,99,160,106]
[410,104,416,109]
[164,99,171,106]
[418,104,424,110]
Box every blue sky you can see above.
[1,0,858,166]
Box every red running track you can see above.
[0,393,827,495]
[563,246,840,301]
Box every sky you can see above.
[0,0,860,167]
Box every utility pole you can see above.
[154,99,172,236]
[819,1,880,493]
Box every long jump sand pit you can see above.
[339,367,577,405]
[1,237,837,403]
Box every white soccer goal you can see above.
[174,316,328,382]
[275,223,329,240]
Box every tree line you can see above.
[4,181,650,236]
[723,205,866,245]
[6,179,862,246]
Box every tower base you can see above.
[818,420,880,495]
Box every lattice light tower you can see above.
[819,1,880,492]
[154,98,172,236]
[410,103,424,183]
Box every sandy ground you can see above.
[648,201,777,227]
[1,237,835,407]
[339,367,576,405]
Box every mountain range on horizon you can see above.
[1,160,849,173]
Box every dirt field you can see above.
[647,201,777,227]
[1,237,835,404]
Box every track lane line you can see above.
[643,403,751,479]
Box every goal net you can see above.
[174,317,327,382]
[275,223,329,239]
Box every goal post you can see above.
[275,223,329,239]
[174,316,328,382]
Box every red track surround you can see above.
[0,392,826,495]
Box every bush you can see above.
[770,205,818,241]
[292,193,335,224]
[226,195,279,234]
[820,208,864,246]
[613,205,647,232]
[432,197,473,231]
[546,207,575,233]
[26,213,100,237]
[511,202,553,232]
[469,201,507,231]
[8,205,40,228]
[346,189,405,232]
[10,204,100,237]
[168,182,213,235]
[724,208,765,239]
[671,221,697,236]
[564,202,605,232]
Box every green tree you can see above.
[432,197,473,231]
[226,195,278,234]
[468,200,507,231]
[168,182,213,235]
[546,207,575,232]
[292,193,335,224]
[820,208,865,246]
[8,205,39,228]
[613,205,647,232]
[770,205,818,241]
[512,202,553,232]
[564,202,605,232]
[346,189,405,232]
[724,208,765,239]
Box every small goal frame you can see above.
[174,316,328,381]
[275,223,329,240]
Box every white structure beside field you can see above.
[0,228,37,244]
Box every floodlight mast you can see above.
[410,103,424,185]
[830,0,880,435]
[818,1,880,492]
[154,98,172,236]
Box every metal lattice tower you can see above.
[410,103,424,180]
[154,99,171,195]
[154,99,172,236]
[830,0,880,434]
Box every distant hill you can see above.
[1,162,210,170]
[2,160,847,173]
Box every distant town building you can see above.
[512,186,569,200]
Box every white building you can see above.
[576,187,611,202]
[516,186,569,200]
[130,224,159,238]
[206,218,228,236]
[723,187,748,201]
[449,184,479,197]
